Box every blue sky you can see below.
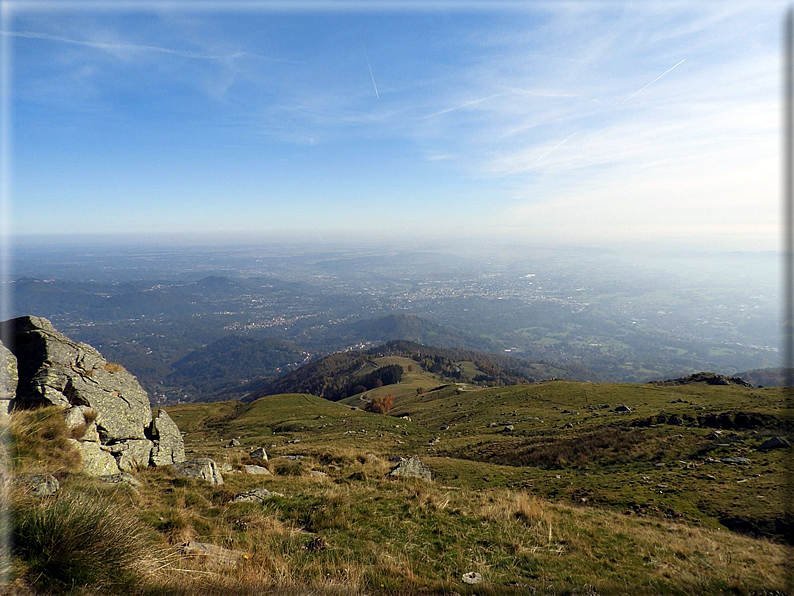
[2,1,786,249]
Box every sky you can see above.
[1,0,788,250]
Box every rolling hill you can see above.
[246,340,607,403]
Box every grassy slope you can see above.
[8,381,791,595]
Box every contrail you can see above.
[421,93,500,120]
[364,47,379,99]
[535,131,579,163]
[623,58,686,103]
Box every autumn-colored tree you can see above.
[367,394,394,414]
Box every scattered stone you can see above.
[488,422,498,428]
[181,541,244,568]
[759,436,790,450]
[150,409,186,466]
[244,464,272,476]
[389,455,432,481]
[462,572,483,585]
[428,437,441,445]
[99,472,141,487]
[280,455,304,461]
[614,405,631,413]
[227,439,241,448]
[440,425,450,431]
[310,470,328,478]
[231,488,284,503]
[249,447,268,460]
[502,425,514,433]
[18,473,59,497]
[173,458,224,485]
[219,462,234,473]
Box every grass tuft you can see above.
[12,492,159,592]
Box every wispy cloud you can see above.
[0,29,280,62]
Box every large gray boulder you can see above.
[0,316,185,476]
[150,409,185,466]
[173,458,224,485]
[1,316,152,441]
[0,340,16,418]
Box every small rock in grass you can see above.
[462,572,483,584]
[231,488,284,503]
[759,436,790,450]
[181,541,244,568]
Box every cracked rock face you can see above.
[1,316,152,441]
[1,316,185,476]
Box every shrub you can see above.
[367,394,394,414]
[12,492,159,592]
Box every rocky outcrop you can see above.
[0,340,17,419]
[389,456,432,481]
[650,372,753,387]
[173,458,224,485]
[0,316,185,476]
